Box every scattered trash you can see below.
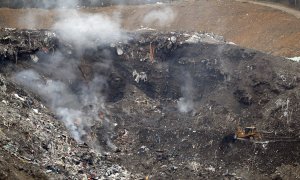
[32,108,39,114]
[170,36,177,43]
[1,100,7,104]
[136,26,156,31]
[14,93,25,101]
[185,32,225,44]
[116,47,124,55]
[132,70,147,83]
[205,165,216,172]
[287,57,300,62]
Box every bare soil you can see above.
[0,0,300,57]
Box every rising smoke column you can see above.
[142,6,176,27]
[177,72,195,113]
[15,1,126,148]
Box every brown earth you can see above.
[0,0,299,57]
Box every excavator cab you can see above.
[235,126,262,140]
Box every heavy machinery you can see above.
[235,126,262,140]
[234,126,300,144]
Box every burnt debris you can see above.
[1,28,300,179]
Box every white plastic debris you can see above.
[140,145,149,151]
[185,34,202,44]
[1,100,8,105]
[227,41,236,45]
[14,94,25,101]
[205,165,216,172]
[287,57,300,62]
[44,31,57,38]
[185,33,224,44]
[32,108,39,114]
[30,54,39,63]
[46,169,52,173]
[136,26,156,31]
[4,28,16,31]
[132,70,147,83]
[116,47,124,56]
[170,36,177,43]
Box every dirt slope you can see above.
[0,0,299,57]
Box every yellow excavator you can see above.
[234,126,300,143]
[235,126,262,140]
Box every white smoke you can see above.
[177,97,194,113]
[143,7,176,27]
[14,1,126,148]
[53,11,125,48]
[14,70,106,143]
[177,73,195,113]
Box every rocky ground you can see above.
[0,27,300,179]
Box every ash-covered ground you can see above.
[0,27,300,179]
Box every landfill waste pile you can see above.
[0,28,300,179]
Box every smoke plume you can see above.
[53,11,125,49]
[15,0,125,149]
[143,7,176,27]
[177,72,195,113]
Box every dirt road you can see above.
[0,0,299,57]
[237,0,300,19]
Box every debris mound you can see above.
[1,28,300,179]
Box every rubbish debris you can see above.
[30,54,39,63]
[185,32,225,44]
[170,36,177,43]
[32,108,39,114]
[13,93,25,101]
[133,70,147,83]
[287,57,300,62]
[116,47,124,56]
[205,165,216,172]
